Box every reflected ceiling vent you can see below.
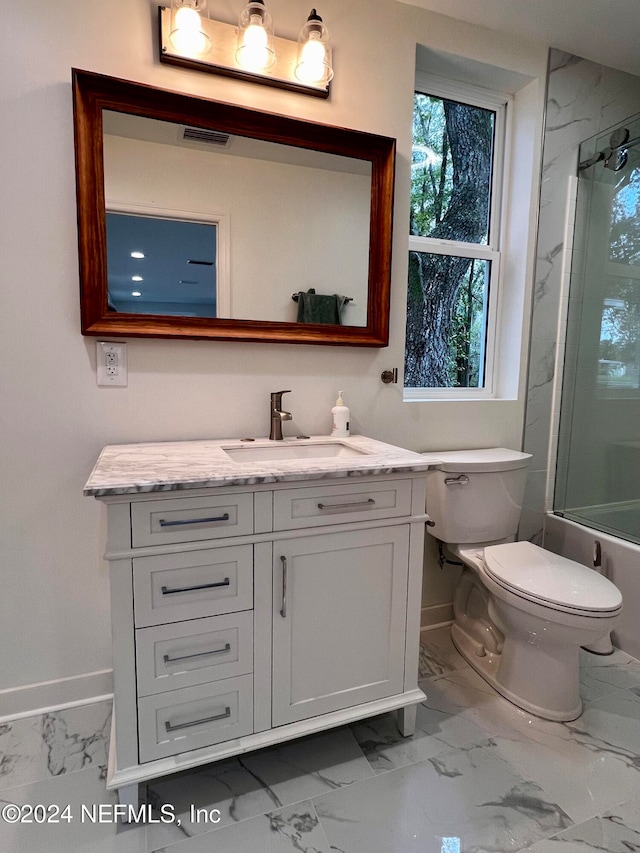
[180,126,232,147]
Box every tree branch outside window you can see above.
[405,93,497,389]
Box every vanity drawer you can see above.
[131,493,254,547]
[133,545,253,627]
[138,675,253,762]
[273,479,412,530]
[136,612,253,697]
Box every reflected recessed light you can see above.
[130,251,145,259]
[131,291,142,297]
[132,275,143,282]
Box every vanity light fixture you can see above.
[130,251,145,259]
[131,291,143,297]
[158,2,333,98]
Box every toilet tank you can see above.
[425,448,532,545]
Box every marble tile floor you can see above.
[2,627,640,853]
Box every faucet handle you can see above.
[271,390,292,403]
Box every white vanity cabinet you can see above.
[87,437,431,805]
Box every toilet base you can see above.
[582,633,614,655]
[451,623,583,722]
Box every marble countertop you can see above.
[84,435,442,497]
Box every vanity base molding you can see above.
[107,687,425,804]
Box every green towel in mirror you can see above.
[296,289,348,324]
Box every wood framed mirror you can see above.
[72,69,396,346]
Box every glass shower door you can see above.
[555,113,640,545]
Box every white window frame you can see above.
[405,73,511,401]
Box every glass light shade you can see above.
[169,0,211,56]
[295,9,333,86]
[236,0,275,71]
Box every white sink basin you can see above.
[221,441,369,463]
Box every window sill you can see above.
[403,388,516,402]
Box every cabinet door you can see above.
[272,526,409,726]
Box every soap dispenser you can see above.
[331,391,350,437]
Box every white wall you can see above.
[0,0,547,711]
[104,135,371,324]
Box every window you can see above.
[405,77,507,397]
[597,160,640,393]
[106,212,219,317]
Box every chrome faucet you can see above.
[270,390,292,441]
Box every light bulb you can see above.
[243,17,270,68]
[236,1,275,70]
[295,9,333,86]
[170,2,210,56]
[297,33,326,83]
[237,20,271,69]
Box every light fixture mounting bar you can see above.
[158,6,330,99]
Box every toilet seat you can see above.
[483,542,622,616]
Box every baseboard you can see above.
[420,622,453,637]
[0,669,114,722]
[420,602,454,630]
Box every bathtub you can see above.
[545,512,640,659]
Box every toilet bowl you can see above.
[451,542,622,720]
[425,448,623,721]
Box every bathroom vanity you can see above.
[85,435,436,805]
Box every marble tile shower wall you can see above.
[522,49,640,542]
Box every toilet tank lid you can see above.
[430,448,532,472]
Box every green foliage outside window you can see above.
[598,167,640,388]
[406,93,495,388]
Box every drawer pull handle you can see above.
[317,498,376,510]
[280,555,287,618]
[158,513,230,527]
[161,578,230,595]
[444,475,469,486]
[165,706,231,733]
[163,643,231,665]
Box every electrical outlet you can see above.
[97,342,127,386]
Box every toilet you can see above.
[426,448,622,721]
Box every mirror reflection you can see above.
[103,111,371,326]
[106,213,218,317]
